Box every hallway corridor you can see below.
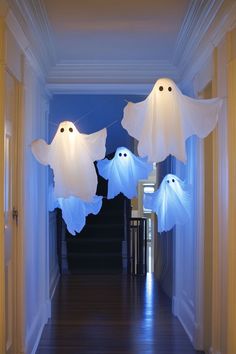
[36,274,203,354]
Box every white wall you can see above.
[49,210,59,297]
[173,15,235,354]
[4,10,59,354]
[173,136,203,349]
[22,59,51,354]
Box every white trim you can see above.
[174,0,224,68]
[8,0,55,73]
[8,0,236,90]
[50,272,60,300]
[180,1,236,84]
[26,301,51,354]
[6,10,45,81]
[46,82,154,95]
[47,59,178,91]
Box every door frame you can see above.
[0,16,25,354]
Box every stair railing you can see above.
[128,217,147,275]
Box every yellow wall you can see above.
[227,50,236,354]
[0,16,6,354]
[193,27,236,354]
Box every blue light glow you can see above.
[97,147,152,199]
[143,173,191,232]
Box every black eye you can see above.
[60,128,64,133]
[124,153,127,157]
[159,86,164,91]
[168,87,172,92]
[167,180,170,183]
[69,127,73,133]
[172,179,175,182]
[119,153,122,157]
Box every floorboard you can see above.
[36,274,204,354]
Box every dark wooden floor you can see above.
[36,274,204,354]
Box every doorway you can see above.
[4,70,21,354]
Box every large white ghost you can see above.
[143,174,191,232]
[97,147,152,199]
[49,185,103,235]
[121,78,222,163]
[31,121,107,201]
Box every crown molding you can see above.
[47,59,178,82]
[173,0,224,68]
[7,0,56,77]
[5,10,46,81]
[6,0,236,94]
[46,82,154,95]
[45,0,228,93]
[47,60,179,94]
[179,0,236,85]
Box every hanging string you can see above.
[47,95,125,133]
[105,119,119,129]
[73,109,95,125]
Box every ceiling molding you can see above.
[46,82,153,95]
[45,0,228,92]
[6,10,45,81]
[173,0,224,70]
[7,0,56,76]
[7,0,236,94]
[47,60,178,90]
[179,0,236,86]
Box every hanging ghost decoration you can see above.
[143,174,191,232]
[31,121,107,201]
[121,78,222,163]
[48,185,103,235]
[97,147,152,199]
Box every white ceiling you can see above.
[8,0,230,92]
[43,0,190,61]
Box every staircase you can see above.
[65,156,131,274]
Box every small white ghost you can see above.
[97,147,152,199]
[49,185,103,235]
[31,121,107,201]
[122,78,222,163]
[143,174,191,232]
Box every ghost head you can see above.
[122,78,222,163]
[97,147,152,199]
[31,121,107,201]
[143,173,191,232]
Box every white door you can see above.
[4,71,18,354]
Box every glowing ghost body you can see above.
[31,121,107,201]
[49,186,103,235]
[97,147,152,199]
[122,78,222,163]
[143,174,191,232]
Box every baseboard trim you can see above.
[26,301,50,354]
[50,268,60,300]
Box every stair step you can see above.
[68,224,124,239]
[86,212,124,224]
[67,239,122,253]
[65,157,130,273]
[67,253,122,270]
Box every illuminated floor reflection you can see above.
[36,274,203,354]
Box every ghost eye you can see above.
[159,86,164,91]
[119,153,122,157]
[124,153,127,157]
[167,180,170,183]
[168,87,172,92]
[69,127,73,133]
[172,179,175,182]
[60,128,64,133]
